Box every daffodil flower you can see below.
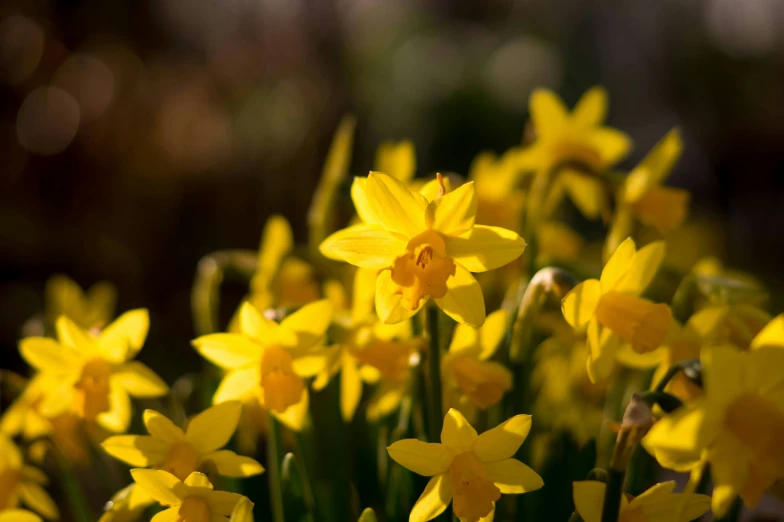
[192,300,333,431]
[517,87,631,220]
[320,172,526,326]
[442,310,511,413]
[572,480,710,522]
[561,237,672,382]
[19,310,168,433]
[606,129,689,256]
[130,470,245,522]
[45,274,116,330]
[102,402,263,480]
[643,315,784,516]
[315,269,421,422]
[387,409,543,522]
[0,435,57,519]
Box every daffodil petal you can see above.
[615,241,666,294]
[280,299,333,348]
[448,323,478,354]
[99,309,150,362]
[319,224,405,268]
[375,140,416,182]
[206,491,246,516]
[144,410,185,443]
[573,481,614,522]
[366,171,427,237]
[257,214,293,276]
[351,177,378,224]
[473,414,532,463]
[186,401,242,453]
[0,510,42,522]
[19,338,82,374]
[588,128,632,168]
[444,225,526,273]
[202,450,264,478]
[441,409,477,453]
[340,355,362,422]
[55,315,94,351]
[366,384,404,421]
[97,381,132,433]
[641,403,707,455]
[101,435,170,467]
[18,483,58,520]
[434,265,486,327]
[214,367,260,404]
[150,508,178,522]
[478,309,508,360]
[751,313,784,350]
[427,181,477,236]
[113,362,169,398]
[387,440,454,476]
[410,474,453,522]
[561,170,608,220]
[130,469,185,506]
[600,237,636,291]
[230,497,255,522]
[192,334,262,370]
[484,458,543,494]
[272,388,309,432]
[238,302,278,341]
[561,280,601,329]
[529,89,568,138]
[571,86,607,128]
[375,270,423,324]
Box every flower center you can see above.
[450,357,511,409]
[177,496,211,522]
[594,292,672,353]
[354,340,415,385]
[390,230,456,310]
[449,452,500,522]
[163,442,201,481]
[73,357,113,420]
[260,346,304,413]
[724,392,784,502]
[0,470,21,510]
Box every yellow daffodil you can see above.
[45,274,116,330]
[19,310,168,433]
[229,497,254,522]
[320,172,526,326]
[572,480,710,522]
[130,469,245,522]
[561,237,672,382]
[193,300,332,431]
[0,435,57,519]
[315,269,422,421]
[605,129,688,256]
[0,510,42,522]
[442,310,511,414]
[643,315,784,516]
[518,87,631,221]
[469,150,524,233]
[102,402,263,480]
[387,409,542,522]
[532,320,606,446]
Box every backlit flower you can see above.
[192,300,332,431]
[387,409,542,522]
[320,172,526,326]
[18,310,168,433]
[561,238,673,381]
[0,435,57,519]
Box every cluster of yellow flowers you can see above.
[1,87,781,522]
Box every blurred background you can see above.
[2,0,784,384]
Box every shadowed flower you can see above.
[0,435,57,519]
[45,274,116,330]
[387,409,542,522]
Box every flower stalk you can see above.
[426,304,443,443]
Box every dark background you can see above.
[2,0,784,382]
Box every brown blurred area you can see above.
[1,0,784,381]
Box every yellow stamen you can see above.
[73,358,113,420]
[0,469,21,509]
[354,341,415,385]
[436,173,446,198]
[163,442,200,481]
[449,452,500,522]
[391,230,456,309]
[177,496,211,522]
[630,185,689,232]
[450,357,511,409]
[260,346,304,413]
[595,292,672,353]
[725,392,784,502]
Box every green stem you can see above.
[55,450,92,522]
[268,416,285,522]
[293,431,319,521]
[600,469,625,522]
[426,305,443,443]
